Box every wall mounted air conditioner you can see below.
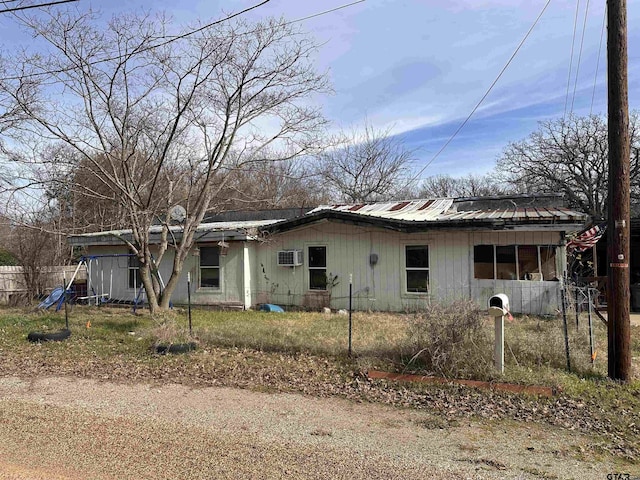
[277,249,303,267]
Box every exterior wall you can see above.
[82,222,566,314]
[255,222,565,315]
[467,230,565,315]
[83,243,246,306]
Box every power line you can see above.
[0,0,271,81]
[0,0,78,14]
[0,0,366,82]
[590,4,606,115]
[159,0,365,40]
[570,0,590,113]
[407,0,553,186]
[141,0,271,49]
[283,0,365,24]
[563,0,581,117]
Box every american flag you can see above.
[567,223,606,253]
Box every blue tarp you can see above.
[259,303,284,313]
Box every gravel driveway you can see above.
[0,376,629,479]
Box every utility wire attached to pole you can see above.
[406,0,552,187]
[0,0,78,14]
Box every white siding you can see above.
[256,222,564,314]
[84,243,246,306]
[83,222,565,314]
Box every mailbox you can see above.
[488,293,509,317]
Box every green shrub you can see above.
[0,248,17,266]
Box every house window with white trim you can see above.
[308,246,327,290]
[200,246,221,288]
[128,254,140,289]
[405,245,429,293]
[539,246,557,280]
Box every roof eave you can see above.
[262,210,588,234]
[68,229,256,247]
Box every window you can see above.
[517,245,539,280]
[308,246,327,290]
[474,244,558,280]
[200,246,220,288]
[496,245,517,280]
[128,255,140,289]
[474,245,494,279]
[406,245,429,293]
[540,246,557,280]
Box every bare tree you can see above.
[0,54,41,193]
[316,123,416,202]
[2,9,329,312]
[217,158,330,210]
[4,214,67,298]
[419,173,510,198]
[496,113,640,220]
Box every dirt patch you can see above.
[0,376,632,480]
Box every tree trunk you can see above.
[139,262,160,314]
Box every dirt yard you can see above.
[0,376,633,480]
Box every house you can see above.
[67,194,588,315]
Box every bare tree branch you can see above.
[1,10,329,312]
[315,122,416,203]
[496,113,640,220]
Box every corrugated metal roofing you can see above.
[308,198,454,221]
[307,199,586,224]
[439,207,585,223]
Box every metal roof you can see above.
[439,207,586,223]
[266,198,589,234]
[68,198,590,247]
[68,219,282,246]
[307,199,586,223]
[308,198,454,221]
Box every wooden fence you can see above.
[0,265,86,304]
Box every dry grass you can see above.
[194,309,408,358]
[0,303,632,388]
[398,300,494,379]
[1,304,639,464]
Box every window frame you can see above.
[404,244,430,294]
[473,244,557,281]
[199,246,222,290]
[308,245,327,291]
[128,254,140,289]
[473,244,496,280]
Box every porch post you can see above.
[243,243,252,310]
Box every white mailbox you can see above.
[488,293,509,317]
[487,293,509,374]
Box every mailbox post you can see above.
[488,294,509,374]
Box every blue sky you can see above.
[2,0,639,179]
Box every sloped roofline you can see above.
[262,196,588,234]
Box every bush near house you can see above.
[0,248,17,266]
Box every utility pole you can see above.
[607,0,631,382]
